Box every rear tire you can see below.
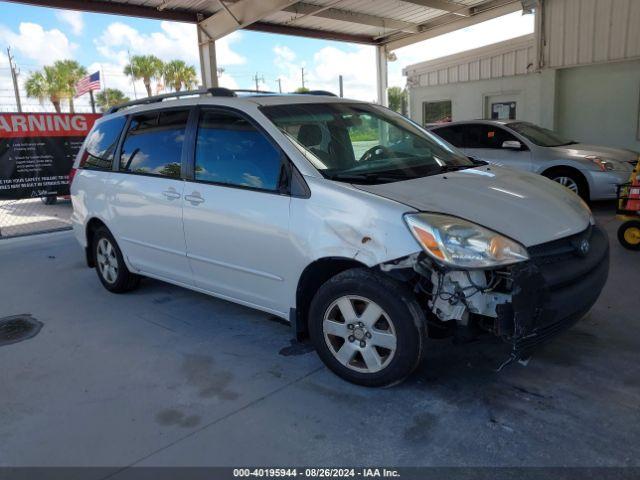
[618,220,640,250]
[308,268,425,387]
[543,168,589,201]
[41,195,57,205]
[92,226,140,293]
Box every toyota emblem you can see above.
[577,239,590,257]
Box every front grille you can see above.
[527,226,592,265]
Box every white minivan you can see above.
[71,89,609,386]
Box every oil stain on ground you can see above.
[181,354,239,401]
[279,339,314,356]
[156,408,201,428]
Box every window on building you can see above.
[119,109,189,179]
[194,110,283,191]
[491,102,517,120]
[423,100,452,125]
[81,116,126,170]
[465,124,520,149]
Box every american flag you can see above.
[75,71,101,97]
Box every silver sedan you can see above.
[429,120,637,200]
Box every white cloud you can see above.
[95,21,245,68]
[274,45,296,63]
[56,10,84,36]
[0,22,77,66]
[273,44,376,101]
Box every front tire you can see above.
[93,226,140,293]
[544,168,589,201]
[308,268,425,387]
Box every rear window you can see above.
[81,116,126,170]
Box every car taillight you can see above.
[69,167,78,185]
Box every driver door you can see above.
[462,124,533,172]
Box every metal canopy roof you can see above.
[6,0,522,49]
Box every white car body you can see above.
[70,91,609,385]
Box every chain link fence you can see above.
[0,196,72,238]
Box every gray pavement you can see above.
[0,203,639,470]
[0,198,72,238]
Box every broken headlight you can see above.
[404,213,529,268]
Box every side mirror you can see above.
[502,140,522,150]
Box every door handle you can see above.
[185,193,205,205]
[162,190,181,200]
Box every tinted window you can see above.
[507,122,573,147]
[82,116,126,170]
[119,109,189,178]
[465,124,519,149]
[195,110,283,191]
[433,125,464,148]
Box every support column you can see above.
[376,45,389,107]
[198,23,218,89]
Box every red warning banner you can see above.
[0,113,101,138]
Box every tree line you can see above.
[25,55,198,113]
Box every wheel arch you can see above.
[85,217,110,268]
[293,257,368,339]
[541,165,590,199]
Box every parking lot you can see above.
[0,202,638,473]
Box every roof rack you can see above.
[106,87,236,114]
[234,89,277,95]
[300,90,338,97]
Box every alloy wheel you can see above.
[322,295,397,373]
[96,238,119,284]
[553,176,579,194]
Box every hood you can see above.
[353,166,591,248]
[552,143,638,165]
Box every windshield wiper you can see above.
[326,172,409,184]
[438,164,476,172]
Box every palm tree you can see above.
[124,55,164,97]
[25,65,68,113]
[55,60,87,113]
[163,60,198,92]
[95,88,130,112]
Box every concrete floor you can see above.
[0,203,639,472]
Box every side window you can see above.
[194,110,283,191]
[465,124,519,149]
[81,116,126,170]
[119,109,189,178]
[433,125,464,148]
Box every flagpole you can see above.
[89,90,96,114]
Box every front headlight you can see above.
[404,213,529,268]
[586,156,615,171]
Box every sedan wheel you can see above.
[96,238,119,284]
[323,295,397,374]
[553,175,579,194]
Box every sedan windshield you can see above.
[507,122,575,147]
[261,102,473,184]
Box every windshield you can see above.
[261,102,473,184]
[507,122,575,147]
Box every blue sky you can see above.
[0,2,534,111]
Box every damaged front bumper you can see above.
[498,225,609,359]
[386,225,610,360]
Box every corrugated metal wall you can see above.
[543,0,640,68]
[404,34,535,87]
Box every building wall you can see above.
[555,60,640,151]
[404,34,536,88]
[543,0,640,69]
[408,69,556,127]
